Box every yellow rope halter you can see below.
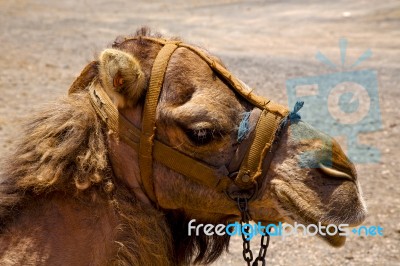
[87,36,289,204]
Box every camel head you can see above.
[70,29,366,262]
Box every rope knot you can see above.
[288,101,304,121]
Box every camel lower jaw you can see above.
[256,220,347,247]
[316,217,365,247]
[292,218,358,247]
[286,220,348,247]
[318,228,346,247]
[304,209,367,246]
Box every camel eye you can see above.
[185,128,215,145]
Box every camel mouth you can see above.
[271,179,367,247]
[311,217,367,247]
[292,205,367,246]
[283,201,366,247]
[258,219,347,247]
[315,223,347,247]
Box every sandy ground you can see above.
[0,0,399,265]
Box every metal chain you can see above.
[241,220,253,266]
[252,227,270,266]
[238,198,253,266]
[237,197,270,266]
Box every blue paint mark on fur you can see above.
[237,112,251,142]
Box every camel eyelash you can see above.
[185,128,222,146]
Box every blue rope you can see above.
[237,112,251,142]
[238,101,304,142]
[278,100,304,131]
[288,101,304,121]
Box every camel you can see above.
[0,28,366,265]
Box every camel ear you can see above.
[99,48,146,108]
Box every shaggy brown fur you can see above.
[0,91,229,265]
[0,92,109,225]
[0,28,231,265]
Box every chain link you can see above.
[238,198,253,266]
[241,222,253,265]
[252,226,270,266]
[237,197,270,266]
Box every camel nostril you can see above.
[318,162,354,181]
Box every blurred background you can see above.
[0,0,399,265]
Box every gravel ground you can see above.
[0,0,399,265]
